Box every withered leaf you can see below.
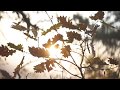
[43,34,63,48]
[11,24,28,31]
[34,59,55,73]
[43,39,52,48]
[90,11,104,20]
[45,60,55,72]
[42,23,62,35]
[79,23,87,30]
[31,27,38,38]
[67,31,81,43]
[54,44,59,48]
[29,47,49,58]
[52,34,63,44]
[57,16,79,30]
[24,33,37,41]
[0,45,16,57]
[7,42,23,52]
[61,45,71,58]
[34,62,46,73]
[57,16,67,24]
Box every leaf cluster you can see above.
[7,43,23,52]
[34,59,55,73]
[90,11,104,20]
[43,34,63,48]
[29,47,49,58]
[0,45,16,57]
[57,16,79,30]
[66,31,82,43]
[61,45,71,58]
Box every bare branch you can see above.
[55,61,82,78]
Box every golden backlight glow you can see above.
[48,45,61,58]
[0,11,104,79]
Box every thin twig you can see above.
[80,42,86,66]
[71,50,88,60]
[45,11,54,25]
[12,56,25,79]
[54,57,86,78]
[26,73,30,79]
[54,61,81,78]
[56,58,77,66]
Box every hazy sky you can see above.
[0,11,116,79]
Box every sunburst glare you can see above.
[48,44,61,58]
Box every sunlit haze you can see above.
[0,11,119,79]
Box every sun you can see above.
[48,44,61,58]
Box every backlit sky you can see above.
[0,11,118,79]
